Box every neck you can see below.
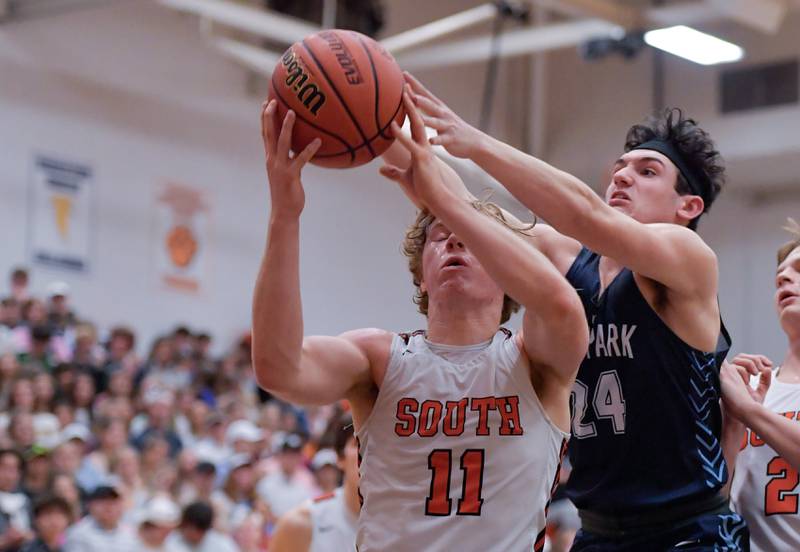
[425,302,500,345]
[344,476,360,516]
[782,334,800,376]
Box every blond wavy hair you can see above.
[777,218,800,265]
[402,200,533,324]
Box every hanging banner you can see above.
[29,155,93,272]
[154,182,210,293]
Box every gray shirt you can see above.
[63,517,138,552]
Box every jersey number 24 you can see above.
[570,371,626,438]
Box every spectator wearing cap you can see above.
[63,484,136,552]
[210,454,260,532]
[132,495,180,552]
[21,494,72,552]
[255,434,313,521]
[8,268,30,303]
[311,449,341,496]
[131,389,182,459]
[177,461,216,508]
[0,449,32,548]
[22,446,53,504]
[165,501,238,552]
[45,282,76,336]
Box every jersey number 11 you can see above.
[426,449,485,516]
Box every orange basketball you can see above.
[268,29,406,169]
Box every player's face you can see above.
[420,220,504,311]
[775,246,800,326]
[605,150,690,224]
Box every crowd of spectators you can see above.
[0,267,348,551]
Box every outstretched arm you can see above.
[251,101,381,406]
[382,94,588,392]
[405,72,717,299]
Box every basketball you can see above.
[268,29,406,169]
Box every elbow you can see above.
[252,355,287,393]
[551,291,589,347]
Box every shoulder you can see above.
[338,328,395,352]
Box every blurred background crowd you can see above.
[0,266,355,551]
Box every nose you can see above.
[778,271,794,287]
[446,233,464,250]
[612,165,633,188]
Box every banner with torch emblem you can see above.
[154,182,210,293]
[29,155,93,272]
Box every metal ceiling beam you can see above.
[158,0,319,45]
[707,0,789,34]
[381,3,498,54]
[396,18,621,70]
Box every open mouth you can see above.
[778,289,797,306]
[609,191,630,205]
[442,257,467,269]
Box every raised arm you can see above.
[382,94,588,392]
[251,101,384,406]
[722,354,800,471]
[405,73,716,299]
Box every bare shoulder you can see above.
[271,504,312,552]
[337,328,395,365]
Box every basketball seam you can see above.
[301,38,377,158]
[355,35,384,139]
[270,73,356,165]
[313,98,403,158]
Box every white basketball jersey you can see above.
[730,369,800,552]
[356,329,568,552]
[309,487,357,552]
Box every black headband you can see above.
[632,140,710,205]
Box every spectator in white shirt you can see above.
[63,484,137,552]
[256,434,312,521]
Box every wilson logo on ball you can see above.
[282,49,326,116]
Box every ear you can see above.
[677,195,704,225]
[420,280,427,294]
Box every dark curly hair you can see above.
[624,108,725,230]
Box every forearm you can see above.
[745,403,800,471]
[471,134,605,241]
[251,215,304,388]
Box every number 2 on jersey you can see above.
[765,456,799,515]
[571,370,626,438]
[426,449,485,516]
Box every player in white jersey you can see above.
[252,94,588,551]
[271,414,358,552]
[723,220,800,552]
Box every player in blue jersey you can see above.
[392,73,747,550]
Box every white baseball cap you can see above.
[225,419,264,444]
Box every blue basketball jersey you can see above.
[564,247,731,515]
